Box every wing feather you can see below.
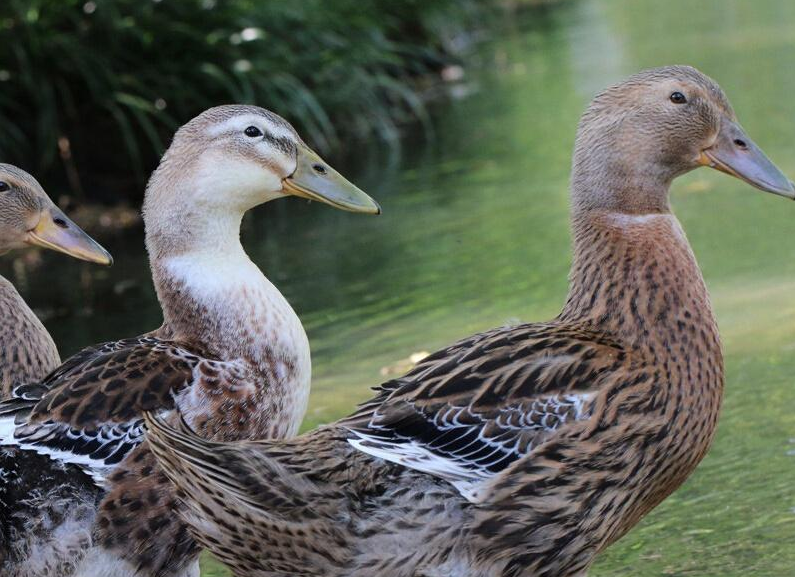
[343,323,629,501]
[0,336,232,484]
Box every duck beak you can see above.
[698,117,795,199]
[26,205,113,265]
[282,144,381,214]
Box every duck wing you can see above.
[0,335,251,485]
[342,322,631,502]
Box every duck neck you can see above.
[560,206,721,363]
[0,275,60,395]
[144,189,311,418]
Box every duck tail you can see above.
[143,411,352,573]
[143,411,232,493]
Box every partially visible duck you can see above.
[0,105,379,577]
[0,163,111,573]
[145,67,793,577]
[0,163,112,398]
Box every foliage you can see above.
[0,0,490,200]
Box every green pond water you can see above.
[3,0,795,574]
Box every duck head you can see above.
[572,65,793,214]
[0,164,112,264]
[146,104,379,216]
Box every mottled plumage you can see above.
[0,277,60,399]
[0,164,111,576]
[145,66,793,577]
[0,106,378,577]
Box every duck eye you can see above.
[244,126,263,138]
[670,91,687,104]
[0,182,9,192]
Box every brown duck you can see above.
[0,163,111,571]
[146,66,794,577]
[0,107,379,577]
[0,164,112,398]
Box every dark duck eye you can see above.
[0,182,9,192]
[244,126,263,138]
[669,91,687,104]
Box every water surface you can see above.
[3,0,794,574]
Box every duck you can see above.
[0,163,111,571]
[144,66,794,577]
[0,163,112,399]
[0,105,380,577]
[0,163,112,573]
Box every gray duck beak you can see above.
[282,144,381,215]
[26,204,113,265]
[698,117,795,199]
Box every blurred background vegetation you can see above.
[0,0,526,203]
